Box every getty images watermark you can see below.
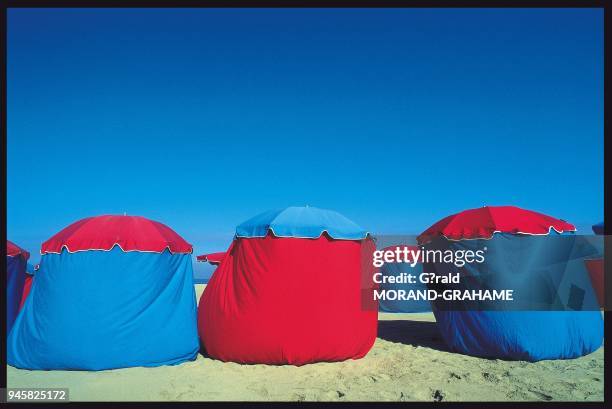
[363,233,605,311]
[370,244,515,303]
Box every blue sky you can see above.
[7,8,604,270]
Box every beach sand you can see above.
[6,284,604,402]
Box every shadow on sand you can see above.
[377,320,449,352]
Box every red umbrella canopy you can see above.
[41,215,192,254]
[196,251,226,265]
[7,240,30,260]
[417,205,576,245]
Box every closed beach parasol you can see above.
[8,215,199,370]
[199,206,377,365]
[418,205,602,361]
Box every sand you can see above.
[6,284,604,402]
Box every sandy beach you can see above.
[6,284,604,402]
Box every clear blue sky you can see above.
[7,8,604,269]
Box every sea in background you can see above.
[193,261,215,284]
[189,233,605,287]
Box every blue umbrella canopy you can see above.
[592,222,604,235]
[235,206,369,240]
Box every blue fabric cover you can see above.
[423,233,603,361]
[7,247,199,370]
[378,259,431,313]
[592,222,604,235]
[236,206,368,240]
[7,255,27,336]
[435,310,603,361]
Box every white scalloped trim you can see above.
[40,242,193,255]
[235,226,371,241]
[197,257,221,265]
[417,225,577,245]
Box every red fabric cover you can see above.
[196,251,226,265]
[41,215,192,254]
[417,205,575,244]
[198,234,378,365]
[584,259,604,308]
[7,240,30,260]
[19,275,33,311]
